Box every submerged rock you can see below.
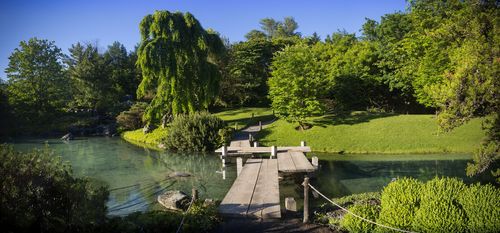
[157,190,190,210]
[61,133,74,141]
[168,172,192,178]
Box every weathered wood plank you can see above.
[277,152,296,172]
[229,139,251,148]
[215,146,311,153]
[290,151,316,172]
[218,158,262,216]
[247,159,281,218]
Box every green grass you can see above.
[121,128,168,149]
[213,107,274,129]
[257,111,486,154]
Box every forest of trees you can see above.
[1,0,498,178]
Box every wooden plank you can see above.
[290,151,316,172]
[247,159,281,218]
[277,152,296,172]
[215,146,311,153]
[218,158,262,216]
[229,139,251,148]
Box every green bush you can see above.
[459,183,500,232]
[0,144,108,233]
[116,102,148,132]
[412,177,468,233]
[164,112,227,152]
[340,203,380,233]
[376,178,422,231]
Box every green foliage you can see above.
[412,178,468,233]
[116,102,148,131]
[5,38,69,125]
[136,11,225,124]
[269,43,329,128]
[332,192,381,207]
[340,203,380,233]
[0,144,108,232]
[377,178,422,231]
[122,127,168,147]
[164,112,227,152]
[459,183,500,232]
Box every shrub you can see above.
[412,177,467,233]
[116,102,148,131]
[340,203,380,233]
[164,112,227,152]
[376,178,422,231]
[459,183,500,232]
[0,144,108,232]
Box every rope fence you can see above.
[307,183,417,233]
[175,197,195,233]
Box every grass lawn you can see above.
[121,128,168,150]
[213,107,275,129]
[256,111,486,154]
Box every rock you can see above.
[157,191,190,210]
[143,124,153,133]
[168,172,192,178]
[61,133,74,141]
[285,197,297,212]
[203,198,214,207]
[158,143,166,149]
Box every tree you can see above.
[5,38,69,125]
[0,145,108,232]
[268,43,328,129]
[244,30,267,41]
[103,41,140,100]
[136,11,225,125]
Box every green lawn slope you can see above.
[213,107,274,129]
[255,111,486,154]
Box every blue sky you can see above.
[0,0,407,79]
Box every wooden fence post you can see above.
[253,141,259,147]
[221,145,227,167]
[259,121,262,131]
[302,176,310,223]
[192,188,198,201]
[271,146,277,159]
[301,141,306,147]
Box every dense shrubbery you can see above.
[116,102,147,132]
[101,202,219,233]
[0,145,108,233]
[326,177,499,233]
[377,178,422,231]
[340,203,379,233]
[164,112,228,152]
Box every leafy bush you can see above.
[340,203,380,233]
[0,144,108,233]
[116,102,148,131]
[412,177,467,233]
[101,202,219,233]
[376,178,422,231]
[459,183,500,232]
[164,112,227,152]
[333,192,381,206]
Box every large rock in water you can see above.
[61,133,74,141]
[157,191,190,211]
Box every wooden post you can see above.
[312,156,319,167]
[253,141,259,147]
[248,134,253,143]
[222,145,227,167]
[192,188,198,201]
[259,121,262,131]
[302,176,310,223]
[271,146,277,159]
[234,122,238,130]
[236,157,243,176]
[251,113,255,119]
[301,141,306,147]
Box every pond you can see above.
[12,137,494,215]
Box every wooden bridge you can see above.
[216,139,316,219]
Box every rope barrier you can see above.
[308,184,417,233]
[175,197,195,233]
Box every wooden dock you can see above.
[219,158,281,218]
[277,151,316,173]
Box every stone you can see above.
[61,133,74,141]
[203,198,214,207]
[285,197,297,212]
[157,190,190,210]
[168,172,192,178]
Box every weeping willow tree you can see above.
[136,11,225,125]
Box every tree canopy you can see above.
[136,10,225,124]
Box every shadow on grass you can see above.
[311,111,398,128]
[224,114,275,129]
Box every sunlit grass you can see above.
[121,128,168,149]
[213,107,274,129]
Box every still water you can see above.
[12,137,493,215]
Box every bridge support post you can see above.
[301,141,306,147]
[236,157,243,176]
[302,176,310,223]
[271,146,277,159]
[192,188,198,201]
[312,156,319,167]
[253,141,259,147]
[221,145,228,167]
